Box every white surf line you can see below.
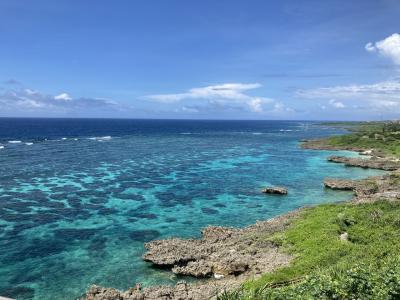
[0,296,16,300]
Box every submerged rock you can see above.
[261,186,288,195]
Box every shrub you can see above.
[219,259,400,299]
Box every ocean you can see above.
[0,119,384,300]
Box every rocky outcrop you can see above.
[323,178,357,190]
[324,177,378,199]
[143,214,296,278]
[352,173,400,203]
[262,186,288,195]
[339,232,349,242]
[327,156,400,171]
[301,139,400,171]
[86,212,299,300]
[86,281,223,300]
[324,173,400,203]
[86,277,251,300]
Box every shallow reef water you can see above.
[0,119,384,300]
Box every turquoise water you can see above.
[0,119,384,300]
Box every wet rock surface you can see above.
[261,186,288,195]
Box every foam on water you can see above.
[88,136,112,141]
[0,119,385,300]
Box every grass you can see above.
[324,121,400,157]
[219,200,400,299]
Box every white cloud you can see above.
[180,106,199,113]
[272,102,294,113]
[145,83,277,113]
[54,93,72,101]
[18,99,46,108]
[0,85,120,115]
[365,33,400,65]
[297,79,400,113]
[365,42,375,52]
[329,99,345,108]
[297,79,400,100]
[146,83,261,102]
[24,88,38,95]
[248,98,264,113]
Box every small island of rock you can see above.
[262,186,288,195]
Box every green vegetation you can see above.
[325,121,400,157]
[218,122,400,299]
[218,201,400,299]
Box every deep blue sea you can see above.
[0,119,384,300]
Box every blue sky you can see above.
[0,0,399,120]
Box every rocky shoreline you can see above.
[86,137,400,300]
[327,155,400,171]
[324,173,400,203]
[86,213,298,300]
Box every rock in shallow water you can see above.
[129,230,161,242]
[261,186,288,195]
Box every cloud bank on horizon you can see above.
[0,1,399,120]
[0,81,125,118]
